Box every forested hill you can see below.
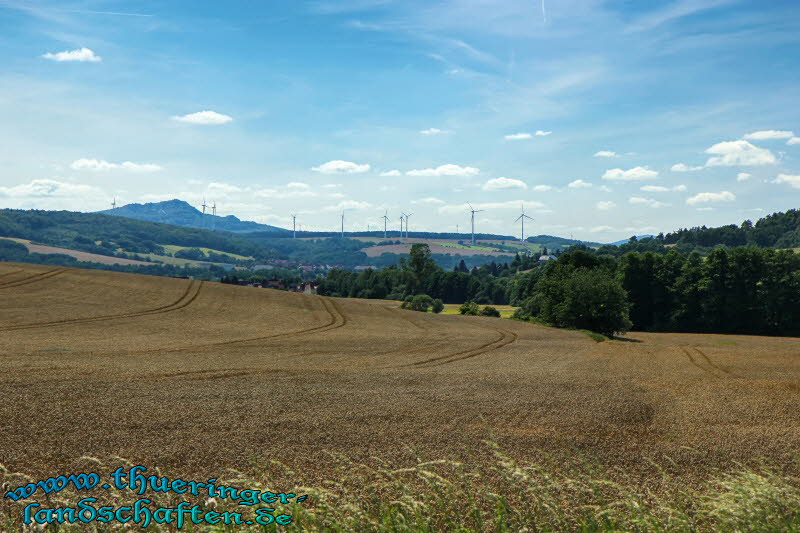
[663,209,800,248]
[0,208,279,260]
[97,199,287,233]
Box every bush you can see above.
[480,305,501,318]
[401,295,413,309]
[431,298,444,314]
[410,294,434,312]
[459,301,480,316]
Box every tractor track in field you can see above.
[680,346,725,378]
[692,347,735,376]
[0,280,204,332]
[0,269,23,282]
[0,268,66,289]
[399,328,518,368]
[153,295,348,354]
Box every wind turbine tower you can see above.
[211,201,217,230]
[468,203,484,246]
[514,204,534,242]
[381,211,389,239]
[111,197,117,210]
[399,214,404,237]
[405,212,413,239]
[341,210,346,239]
[291,214,297,239]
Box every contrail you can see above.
[541,0,547,24]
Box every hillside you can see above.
[97,199,288,233]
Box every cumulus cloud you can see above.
[379,170,401,177]
[686,191,736,205]
[418,197,445,205]
[324,200,372,211]
[594,151,617,158]
[438,200,545,215]
[772,174,800,189]
[629,197,670,208]
[788,137,800,146]
[504,132,532,140]
[704,140,776,167]
[671,163,703,172]
[420,128,449,135]
[207,182,242,194]
[312,160,370,174]
[596,201,616,211]
[532,185,553,191]
[603,166,658,180]
[70,158,162,172]
[482,177,527,191]
[406,164,479,177]
[737,172,751,182]
[172,110,233,125]
[590,225,613,233]
[42,47,101,62]
[0,179,98,198]
[287,182,309,189]
[640,184,686,192]
[535,130,552,136]
[568,179,592,188]
[322,183,342,188]
[743,130,794,140]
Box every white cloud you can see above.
[418,197,445,205]
[482,177,527,191]
[696,207,715,211]
[788,137,800,146]
[42,47,101,62]
[737,172,751,182]
[599,185,613,192]
[324,200,372,211]
[0,179,98,198]
[596,201,616,211]
[568,179,592,188]
[287,182,309,189]
[602,166,658,180]
[207,182,242,194]
[532,185,553,191]
[629,197,670,208]
[504,132,532,140]
[686,191,736,205]
[322,183,342,188]
[379,169,401,177]
[312,160,370,174]
[590,225,613,233]
[640,184,686,193]
[535,130,552,136]
[70,158,162,172]
[772,174,800,189]
[406,164,479,177]
[743,130,794,140]
[704,140,776,167]
[671,163,703,172]
[438,200,545,215]
[172,110,233,125]
[594,151,617,158]
[420,128,449,135]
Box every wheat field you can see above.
[2,263,800,530]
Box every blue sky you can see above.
[0,0,798,241]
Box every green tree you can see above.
[480,305,501,317]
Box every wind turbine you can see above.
[468,203,484,246]
[111,197,117,210]
[291,214,297,239]
[399,214,404,237]
[514,204,534,242]
[201,197,207,215]
[341,210,348,238]
[211,201,217,230]
[381,210,389,239]
[404,212,413,239]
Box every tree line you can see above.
[318,243,800,337]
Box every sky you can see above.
[0,0,799,241]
